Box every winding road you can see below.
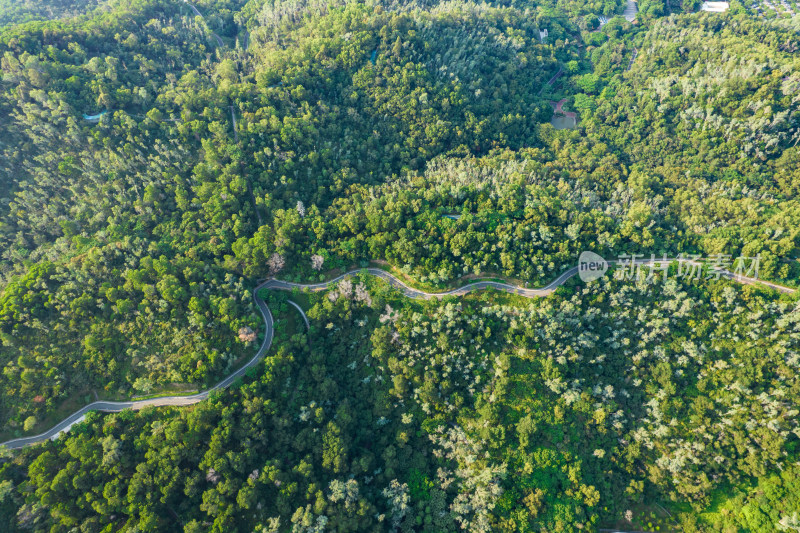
[184,0,224,47]
[1,259,794,450]
[287,300,310,330]
[542,65,565,93]
[230,105,239,142]
[0,281,274,450]
[627,48,638,71]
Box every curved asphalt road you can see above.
[1,281,274,450]
[287,300,310,331]
[184,0,224,47]
[260,267,575,299]
[2,259,794,450]
[259,259,796,299]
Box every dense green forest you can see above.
[2,275,800,531]
[0,0,112,28]
[0,0,799,530]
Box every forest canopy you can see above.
[0,0,799,531]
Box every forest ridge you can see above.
[0,0,800,531]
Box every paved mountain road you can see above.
[1,282,274,450]
[1,259,794,450]
[287,300,310,330]
[184,0,224,47]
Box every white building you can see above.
[539,29,548,42]
[701,1,730,11]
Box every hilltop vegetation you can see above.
[0,0,112,27]
[0,0,580,431]
[2,274,800,531]
[0,0,799,531]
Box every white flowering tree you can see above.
[267,253,285,275]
